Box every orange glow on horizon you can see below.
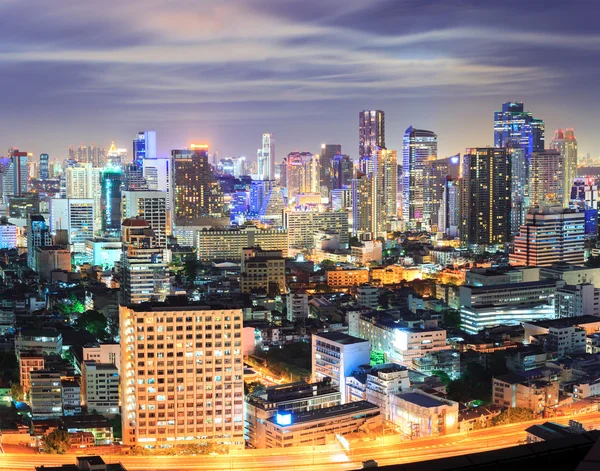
[190,143,209,150]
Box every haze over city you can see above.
[1,0,599,159]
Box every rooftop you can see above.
[267,400,379,426]
[525,422,583,441]
[395,392,447,408]
[523,315,600,329]
[464,279,556,291]
[314,331,368,345]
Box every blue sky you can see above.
[1,0,598,161]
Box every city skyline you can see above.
[0,0,599,160]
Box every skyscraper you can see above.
[320,144,342,193]
[331,154,353,190]
[171,145,224,223]
[50,198,95,252]
[529,150,564,207]
[2,148,29,202]
[551,129,578,207]
[284,152,320,203]
[121,191,169,248]
[120,217,169,304]
[133,131,157,170]
[119,302,244,448]
[352,173,371,237]
[460,148,511,248]
[257,133,275,180]
[422,155,459,229]
[359,110,385,158]
[494,102,545,160]
[101,167,123,234]
[371,147,397,238]
[39,154,49,180]
[402,127,438,227]
[27,214,52,270]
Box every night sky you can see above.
[1,0,598,162]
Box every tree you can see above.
[431,370,452,386]
[11,383,23,401]
[443,309,461,329]
[320,260,335,270]
[244,381,263,396]
[492,407,536,426]
[76,310,108,340]
[349,236,361,247]
[42,429,71,454]
[183,258,200,283]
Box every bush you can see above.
[42,429,71,454]
[492,407,536,426]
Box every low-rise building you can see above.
[263,401,381,448]
[286,292,309,322]
[525,421,586,443]
[30,369,62,418]
[245,380,341,448]
[61,380,82,416]
[492,373,559,412]
[412,350,461,380]
[555,282,600,318]
[81,361,119,417]
[523,316,600,343]
[79,343,121,374]
[62,415,114,446]
[356,284,379,310]
[572,378,600,400]
[391,391,459,439]
[34,245,71,281]
[240,247,286,294]
[16,329,63,356]
[19,351,45,396]
[540,263,600,287]
[326,268,370,288]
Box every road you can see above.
[2,411,599,471]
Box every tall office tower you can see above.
[50,198,95,252]
[571,178,598,210]
[460,148,511,248]
[402,127,438,227]
[529,150,564,207]
[285,152,320,203]
[494,101,545,162]
[510,207,585,266]
[438,177,461,237]
[249,180,285,226]
[143,157,170,192]
[509,147,528,234]
[422,155,459,229]
[27,214,52,270]
[122,163,149,191]
[359,110,385,158]
[172,145,224,223]
[120,217,169,304]
[2,148,29,202]
[231,156,247,178]
[101,167,123,234]
[551,129,578,207]
[371,147,397,237]
[90,145,107,168]
[77,145,88,163]
[39,154,49,180]
[133,131,157,170]
[217,159,235,176]
[119,302,244,448]
[65,163,95,199]
[121,191,169,247]
[351,172,372,237]
[257,133,275,180]
[320,144,342,193]
[331,154,353,190]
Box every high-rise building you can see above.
[248,180,285,226]
[510,206,585,267]
[122,163,148,191]
[460,148,511,248]
[438,177,460,236]
[284,152,320,202]
[371,147,397,237]
[529,150,564,207]
[352,173,371,237]
[551,129,578,207]
[422,155,459,229]
[50,198,95,252]
[320,144,342,192]
[509,147,528,234]
[2,148,28,202]
[121,191,169,248]
[172,145,224,223]
[359,110,385,158]
[196,225,288,261]
[494,102,545,161]
[257,133,275,180]
[402,127,438,227]
[331,154,353,190]
[119,302,245,448]
[120,217,170,304]
[283,209,349,250]
[39,154,49,180]
[133,131,157,170]
[27,214,52,270]
[100,167,123,234]
[65,163,97,199]
[107,142,128,167]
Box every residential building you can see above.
[61,380,82,416]
[511,207,585,266]
[540,263,600,287]
[121,191,169,248]
[283,209,349,250]
[351,238,383,265]
[573,379,600,400]
[119,302,245,448]
[81,343,120,373]
[84,237,122,269]
[263,401,381,448]
[545,325,587,358]
[371,146,398,237]
[359,110,385,158]
[133,131,157,169]
[82,361,119,417]
[30,369,62,418]
[492,373,559,412]
[196,225,288,261]
[0,221,17,249]
[391,391,459,439]
[330,153,353,191]
[62,415,115,446]
[121,217,170,304]
[19,351,44,395]
[356,284,379,310]
[551,129,578,207]
[240,247,286,295]
[34,246,71,281]
[50,198,95,252]
[460,147,511,249]
[529,150,564,207]
[494,101,545,160]
[555,283,600,318]
[412,350,461,380]
[2,148,28,202]
[326,268,369,288]
[311,332,370,403]
[39,153,49,180]
[351,172,371,237]
[286,292,309,322]
[15,329,62,356]
[284,151,320,202]
[318,144,342,192]
[423,156,460,231]
[245,380,341,448]
[27,214,53,270]
[402,127,437,228]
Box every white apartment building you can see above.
[82,361,119,417]
[540,263,600,287]
[492,374,559,412]
[283,209,349,251]
[356,284,379,310]
[391,391,459,439]
[511,207,585,267]
[121,191,169,248]
[196,225,288,261]
[460,280,557,308]
[312,332,370,403]
[286,292,309,322]
[61,379,82,416]
[30,369,62,418]
[545,325,587,358]
[120,303,245,449]
[82,343,121,373]
[555,283,600,318]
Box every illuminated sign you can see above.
[275,411,292,426]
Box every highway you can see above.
[2,411,599,471]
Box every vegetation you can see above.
[244,381,264,396]
[492,407,536,425]
[109,414,122,441]
[319,260,336,270]
[55,293,85,316]
[254,342,311,381]
[42,429,71,454]
[586,255,600,268]
[130,442,228,456]
[431,370,452,386]
[447,362,492,403]
[76,310,108,340]
[442,309,461,329]
[10,383,23,401]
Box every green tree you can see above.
[492,407,536,425]
[431,370,452,386]
[244,381,263,396]
[76,310,108,340]
[42,429,71,454]
[320,260,336,270]
[443,309,461,329]
[11,383,24,401]
[109,414,122,441]
[183,258,200,283]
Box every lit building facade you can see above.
[359,110,385,158]
[551,129,578,207]
[133,131,157,170]
[320,144,342,192]
[120,303,245,448]
[494,101,545,160]
[196,225,288,261]
[391,391,458,439]
[283,209,349,250]
[371,146,398,237]
[529,150,564,207]
[240,248,286,295]
[121,191,169,248]
[50,198,95,252]
[257,133,275,181]
[82,361,119,417]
